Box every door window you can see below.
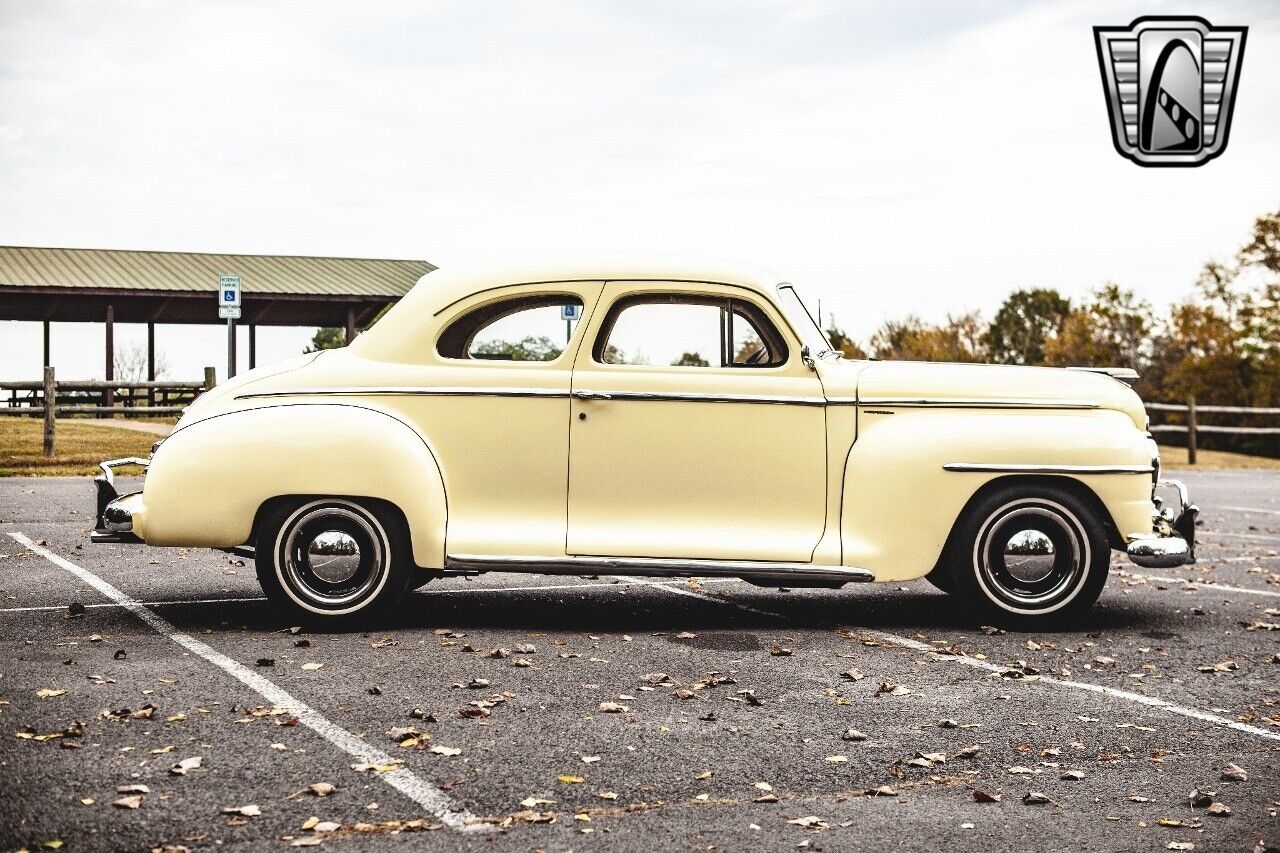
[594,295,786,368]
[437,294,583,361]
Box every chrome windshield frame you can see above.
[776,283,836,361]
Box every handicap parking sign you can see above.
[561,304,581,321]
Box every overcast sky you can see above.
[1,0,1277,380]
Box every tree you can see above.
[470,336,562,361]
[983,288,1071,365]
[1043,283,1151,372]
[672,352,710,366]
[305,327,346,352]
[869,311,986,363]
[825,319,868,359]
[113,341,168,381]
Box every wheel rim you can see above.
[277,502,388,613]
[973,499,1089,613]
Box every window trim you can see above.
[436,292,584,363]
[590,292,790,369]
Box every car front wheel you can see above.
[947,484,1110,629]
[255,498,413,625]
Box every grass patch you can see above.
[0,418,156,476]
[1159,446,1280,470]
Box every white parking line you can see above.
[1219,505,1280,517]
[7,532,482,831]
[1200,530,1280,543]
[629,577,1280,744]
[0,596,268,614]
[0,577,738,615]
[1120,572,1280,599]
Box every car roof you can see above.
[349,255,787,360]
[408,255,783,314]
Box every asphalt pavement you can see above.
[0,469,1277,852]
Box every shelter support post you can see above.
[104,304,114,416]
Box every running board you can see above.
[443,554,874,585]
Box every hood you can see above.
[819,359,1148,430]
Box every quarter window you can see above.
[595,295,787,368]
[437,294,583,361]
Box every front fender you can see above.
[842,409,1154,581]
[135,403,448,569]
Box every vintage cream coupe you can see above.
[91,259,1197,627]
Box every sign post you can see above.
[219,275,242,379]
[561,303,581,344]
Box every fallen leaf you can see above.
[36,688,67,699]
[866,786,898,797]
[429,746,461,757]
[824,755,847,763]
[301,663,324,671]
[112,795,143,809]
[309,782,336,797]
[170,756,203,775]
[116,784,149,794]
[1220,763,1247,782]
[598,701,629,713]
[787,815,829,827]
[1205,802,1231,817]
[1022,791,1053,805]
[222,804,262,817]
[842,728,868,741]
[972,789,1001,803]
[874,682,911,697]
[557,775,586,784]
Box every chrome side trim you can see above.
[237,387,830,406]
[943,462,1155,475]
[444,554,875,583]
[573,390,828,406]
[859,397,1100,410]
[236,387,569,400]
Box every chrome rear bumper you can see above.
[1125,478,1197,568]
[91,457,149,544]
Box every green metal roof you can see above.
[0,245,434,298]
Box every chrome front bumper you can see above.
[91,457,150,544]
[1126,478,1197,569]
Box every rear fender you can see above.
[137,403,447,569]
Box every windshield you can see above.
[776,284,835,359]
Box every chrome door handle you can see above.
[571,390,612,401]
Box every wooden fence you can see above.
[1147,397,1280,465]
[1,367,216,457]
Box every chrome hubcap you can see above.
[306,530,362,584]
[976,501,1087,612]
[280,504,386,610]
[1002,529,1056,584]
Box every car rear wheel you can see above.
[255,498,414,625]
[947,484,1110,629]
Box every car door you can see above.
[414,282,603,558]
[566,282,828,563]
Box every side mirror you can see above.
[801,346,815,371]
